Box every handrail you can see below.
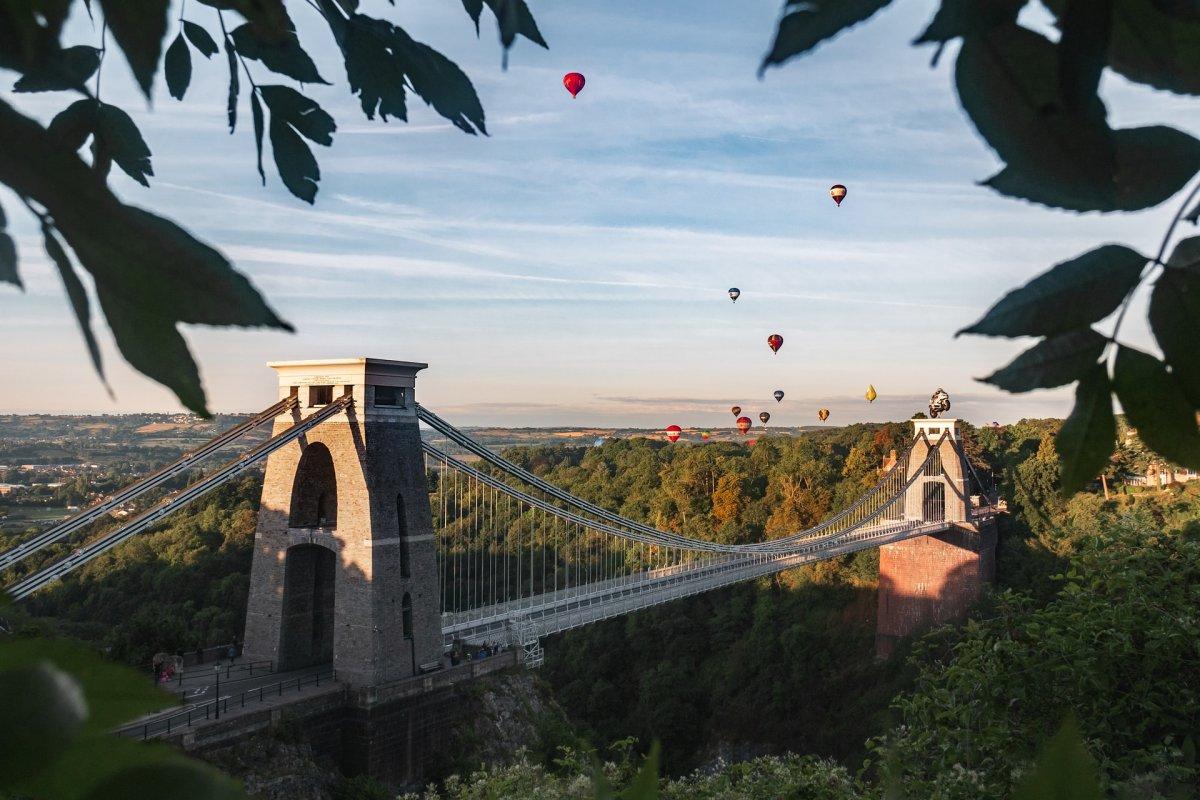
[7,396,353,601]
[124,666,336,740]
[0,396,297,571]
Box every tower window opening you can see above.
[375,385,404,407]
[309,385,333,406]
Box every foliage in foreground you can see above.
[0,618,246,799]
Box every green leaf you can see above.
[981,328,1106,392]
[230,20,327,84]
[1056,365,1116,495]
[1149,268,1200,406]
[1056,0,1111,120]
[182,20,219,58]
[48,98,98,152]
[43,222,104,380]
[1113,345,1200,468]
[1013,717,1102,800]
[0,199,19,289]
[1167,234,1200,272]
[196,0,290,36]
[259,84,335,145]
[621,742,660,800]
[250,90,266,184]
[333,14,487,134]
[956,25,1118,211]
[96,286,206,415]
[760,0,892,75]
[0,99,292,414]
[98,0,169,98]
[914,0,1026,44]
[462,0,485,32]
[1045,0,1200,95]
[225,37,239,133]
[268,116,320,203]
[164,32,192,101]
[985,125,1200,210]
[82,762,246,800]
[12,45,101,92]
[481,0,548,51]
[0,662,88,788]
[95,103,154,186]
[1111,126,1200,210]
[959,244,1146,337]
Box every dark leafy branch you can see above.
[761,0,1200,494]
[0,0,545,414]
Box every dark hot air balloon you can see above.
[818,408,830,422]
[731,406,741,416]
[773,390,784,403]
[665,424,682,443]
[767,334,783,354]
[563,72,586,98]
[728,287,741,302]
[736,416,752,435]
[759,411,770,425]
[830,184,847,206]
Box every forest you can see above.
[3,418,1198,798]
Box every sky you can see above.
[1,0,1198,427]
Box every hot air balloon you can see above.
[759,411,770,425]
[665,424,682,443]
[818,408,830,422]
[701,431,711,441]
[593,437,606,447]
[731,406,742,417]
[736,416,752,435]
[767,334,783,354]
[865,385,878,403]
[773,390,784,403]
[563,72,586,98]
[728,287,741,302]
[830,184,847,206]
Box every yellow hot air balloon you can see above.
[865,384,877,403]
[818,408,830,422]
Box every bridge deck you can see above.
[442,518,954,646]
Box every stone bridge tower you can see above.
[242,358,442,687]
[875,418,997,658]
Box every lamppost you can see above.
[213,665,221,720]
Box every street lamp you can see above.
[213,665,221,720]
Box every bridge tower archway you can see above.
[242,358,444,687]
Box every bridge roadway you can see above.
[441,517,956,647]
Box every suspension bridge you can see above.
[0,358,998,779]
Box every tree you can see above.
[0,0,545,415]
[760,0,1200,494]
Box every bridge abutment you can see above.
[876,418,997,658]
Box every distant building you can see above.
[1125,465,1200,488]
[0,483,26,495]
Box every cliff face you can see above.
[198,667,574,798]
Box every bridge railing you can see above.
[122,666,335,740]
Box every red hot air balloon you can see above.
[736,416,752,435]
[767,334,783,354]
[830,184,847,206]
[665,424,682,443]
[563,72,586,98]
[731,406,742,417]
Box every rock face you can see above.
[454,671,567,767]
[202,722,340,800]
